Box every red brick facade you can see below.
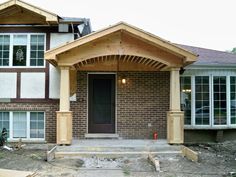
[71,71,170,139]
[0,71,170,142]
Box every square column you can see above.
[167,67,184,144]
[57,66,72,145]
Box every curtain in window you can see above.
[13,112,27,138]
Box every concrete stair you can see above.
[55,139,182,159]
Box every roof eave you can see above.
[45,22,198,63]
[0,0,59,23]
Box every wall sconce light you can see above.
[121,78,127,84]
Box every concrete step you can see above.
[55,150,182,159]
[56,145,181,152]
[55,140,182,159]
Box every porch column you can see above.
[167,67,184,144]
[56,66,72,145]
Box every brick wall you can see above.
[0,102,59,142]
[71,72,88,139]
[117,72,169,139]
[71,71,170,139]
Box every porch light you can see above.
[182,89,191,93]
[121,78,127,84]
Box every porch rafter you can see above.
[45,22,197,69]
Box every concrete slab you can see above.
[56,139,182,159]
[0,169,36,177]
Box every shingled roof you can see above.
[178,44,236,66]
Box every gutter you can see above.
[185,64,236,70]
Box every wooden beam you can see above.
[45,22,197,64]
[181,146,198,162]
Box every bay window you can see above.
[181,75,236,128]
[195,76,210,125]
[0,111,45,140]
[230,76,236,125]
[0,34,45,67]
[180,76,191,125]
[213,76,227,125]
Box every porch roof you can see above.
[45,22,198,71]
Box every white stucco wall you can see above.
[21,73,45,98]
[0,73,17,98]
[50,33,74,49]
[49,65,60,99]
[49,33,74,99]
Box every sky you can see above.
[1,0,236,51]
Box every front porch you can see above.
[45,22,197,145]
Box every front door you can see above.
[88,74,115,133]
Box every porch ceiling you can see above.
[45,22,198,71]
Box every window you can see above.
[180,77,191,125]
[195,76,210,125]
[0,35,10,66]
[13,112,27,138]
[0,112,9,137]
[230,76,236,124]
[30,112,44,138]
[30,35,44,66]
[0,34,45,67]
[213,76,227,125]
[0,111,45,140]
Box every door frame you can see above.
[86,72,117,134]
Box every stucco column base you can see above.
[167,111,184,144]
[56,111,73,145]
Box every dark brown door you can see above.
[88,74,115,133]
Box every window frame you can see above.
[183,74,236,129]
[0,111,45,141]
[194,75,211,127]
[0,33,46,68]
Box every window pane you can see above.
[13,35,27,45]
[13,112,27,138]
[30,35,45,66]
[13,45,27,66]
[30,112,44,138]
[180,77,191,125]
[231,76,236,124]
[30,59,36,66]
[0,112,10,138]
[37,59,44,66]
[0,35,10,66]
[213,76,227,125]
[195,76,210,125]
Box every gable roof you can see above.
[0,0,59,24]
[45,22,198,67]
[179,44,236,66]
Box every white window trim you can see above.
[183,74,236,129]
[0,33,46,68]
[0,111,45,141]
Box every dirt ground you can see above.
[0,141,236,177]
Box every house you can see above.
[0,0,235,145]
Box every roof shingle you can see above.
[178,44,236,66]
